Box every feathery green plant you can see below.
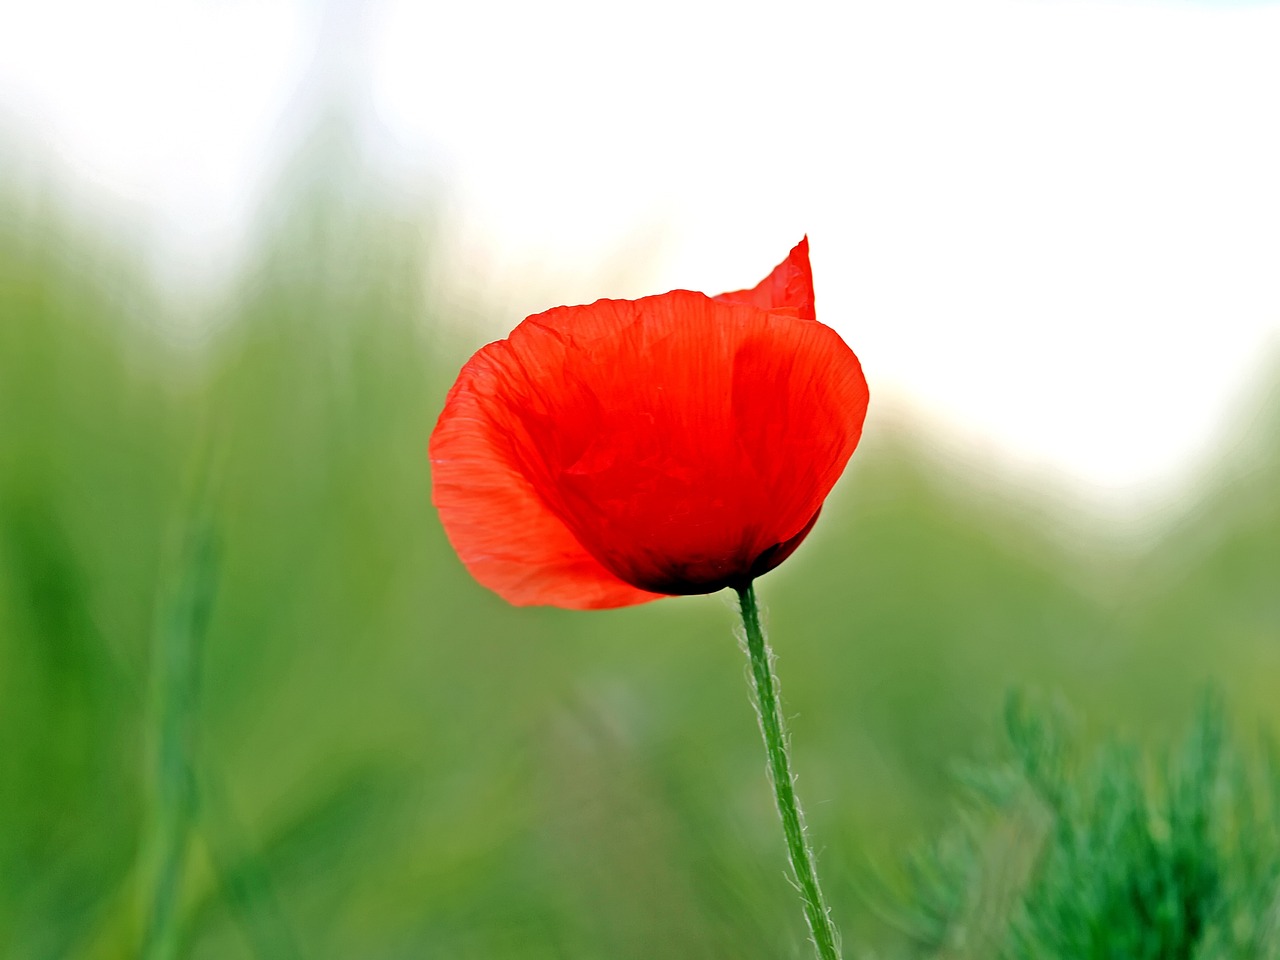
[880,695,1280,960]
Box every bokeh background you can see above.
[2,1,1279,957]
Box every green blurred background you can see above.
[2,128,1279,958]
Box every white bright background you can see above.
[3,0,1280,518]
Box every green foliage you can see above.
[2,143,1280,957]
[142,504,221,960]
[881,696,1280,959]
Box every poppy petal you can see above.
[728,307,868,552]
[714,236,815,321]
[430,347,662,609]
[461,290,866,597]
[430,238,867,608]
[748,508,822,581]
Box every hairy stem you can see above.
[736,582,842,960]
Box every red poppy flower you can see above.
[429,238,869,609]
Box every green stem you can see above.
[736,582,842,960]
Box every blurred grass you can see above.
[1,148,1279,958]
[878,695,1280,959]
